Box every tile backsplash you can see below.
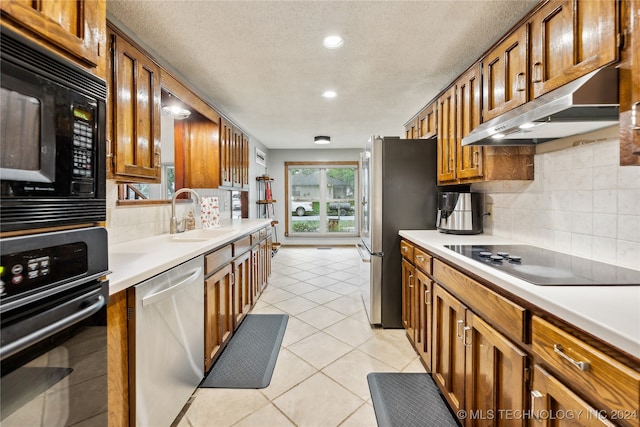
[472,139,640,270]
[106,182,232,245]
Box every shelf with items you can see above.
[256,175,279,254]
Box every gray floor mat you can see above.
[367,372,459,427]
[200,314,288,389]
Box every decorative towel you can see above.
[201,196,221,229]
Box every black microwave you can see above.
[0,27,107,233]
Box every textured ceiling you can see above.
[107,0,539,149]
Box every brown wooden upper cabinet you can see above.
[107,26,162,183]
[620,0,640,166]
[437,63,534,185]
[418,102,437,139]
[405,102,436,139]
[219,119,250,190]
[529,0,619,99]
[241,133,250,190]
[404,117,418,139]
[482,24,529,122]
[436,85,457,183]
[0,0,106,74]
[219,118,233,187]
[455,65,483,181]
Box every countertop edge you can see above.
[108,219,272,295]
[399,230,640,360]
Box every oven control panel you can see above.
[0,242,88,299]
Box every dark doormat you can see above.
[367,373,459,427]
[200,314,288,389]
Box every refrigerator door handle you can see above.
[355,243,371,262]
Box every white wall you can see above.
[266,148,361,246]
[473,130,640,270]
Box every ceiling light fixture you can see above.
[323,35,344,49]
[322,90,337,98]
[161,105,191,120]
[314,136,331,145]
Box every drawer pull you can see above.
[554,344,590,371]
[402,246,408,252]
[530,390,543,419]
[416,255,425,262]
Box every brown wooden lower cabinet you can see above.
[414,269,432,371]
[401,258,415,335]
[530,365,616,427]
[402,237,640,427]
[204,263,233,372]
[107,290,129,427]
[432,284,527,426]
[233,250,252,329]
[432,284,467,414]
[464,311,527,427]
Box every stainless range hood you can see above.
[462,67,619,146]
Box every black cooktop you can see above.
[444,245,640,286]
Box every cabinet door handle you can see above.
[532,62,543,83]
[473,150,480,167]
[449,157,455,171]
[424,288,430,305]
[530,390,543,420]
[463,326,472,347]
[516,72,527,92]
[456,319,465,340]
[553,344,590,371]
[408,274,414,288]
[632,101,640,130]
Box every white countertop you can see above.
[108,219,272,295]
[399,230,640,360]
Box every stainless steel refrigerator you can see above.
[357,136,438,328]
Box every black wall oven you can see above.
[0,26,107,232]
[0,227,110,426]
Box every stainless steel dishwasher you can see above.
[129,256,204,427]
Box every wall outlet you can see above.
[485,202,493,217]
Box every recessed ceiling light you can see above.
[323,35,344,49]
[322,90,337,98]
[314,136,331,144]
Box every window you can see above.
[285,162,358,236]
[121,164,175,200]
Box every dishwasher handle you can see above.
[142,267,203,307]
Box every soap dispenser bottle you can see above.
[185,210,196,231]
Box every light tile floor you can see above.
[177,246,425,427]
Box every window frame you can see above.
[284,161,359,237]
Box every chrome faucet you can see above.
[170,188,201,234]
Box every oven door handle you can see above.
[0,291,105,361]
